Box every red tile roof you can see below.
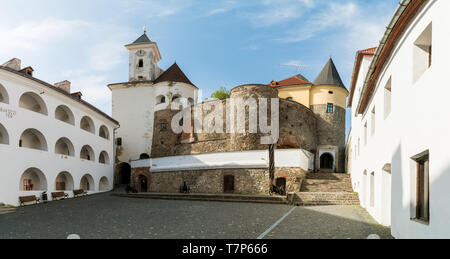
[270,74,311,88]
[154,62,196,88]
[348,47,377,107]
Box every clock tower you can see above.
[125,31,163,82]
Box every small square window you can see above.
[326,103,334,113]
[161,123,168,131]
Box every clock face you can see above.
[136,50,146,56]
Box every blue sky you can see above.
[0,0,399,136]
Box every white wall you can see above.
[112,81,197,163]
[131,149,314,173]
[348,0,450,238]
[0,69,116,206]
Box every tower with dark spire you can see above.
[310,58,349,173]
[125,30,163,81]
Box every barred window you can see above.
[327,103,334,113]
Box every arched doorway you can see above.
[224,175,235,193]
[320,153,334,170]
[118,163,131,185]
[138,175,148,193]
[275,178,287,195]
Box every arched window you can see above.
[0,123,9,145]
[20,168,47,191]
[80,174,95,191]
[138,59,144,68]
[0,84,9,104]
[19,92,48,115]
[55,172,74,191]
[99,177,110,191]
[99,151,110,164]
[55,138,75,156]
[140,153,150,159]
[80,116,95,134]
[188,98,194,106]
[172,95,181,102]
[55,105,75,125]
[80,145,95,161]
[19,129,48,151]
[156,95,166,104]
[99,125,110,140]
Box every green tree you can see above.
[210,86,230,100]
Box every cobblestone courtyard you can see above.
[0,193,391,239]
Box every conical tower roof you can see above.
[128,33,153,46]
[313,58,346,89]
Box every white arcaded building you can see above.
[0,58,118,206]
[108,32,198,185]
[347,0,450,238]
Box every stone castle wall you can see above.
[143,167,307,195]
[151,84,318,158]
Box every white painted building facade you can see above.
[348,0,450,238]
[108,33,198,168]
[0,59,118,206]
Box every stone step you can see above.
[289,192,360,206]
[300,180,353,193]
[112,193,288,205]
[306,173,351,180]
[0,207,16,215]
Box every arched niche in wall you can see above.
[99,125,110,140]
[0,84,9,104]
[99,151,110,164]
[19,128,48,151]
[0,123,9,145]
[99,176,110,191]
[80,116,95,134]
[19,92,48,115]
[55,105,75,125]
[80,174,95,191]
[55,137,75,156]
[55,171,74,191]
[20,168,48,191]
[80,145,95,161]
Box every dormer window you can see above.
[138,59,144,68]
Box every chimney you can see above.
[1,58,21,71]
[54,80,71,93]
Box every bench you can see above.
[19,195,40,206]
[73,189,88,197]
[51,192,69,201]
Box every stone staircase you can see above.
[0,202,16,215]
[289,172,360,206]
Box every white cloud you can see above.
[0,18,91,53]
